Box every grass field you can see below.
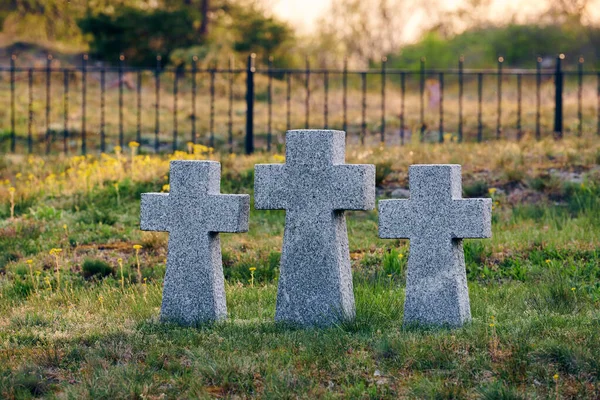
[0,137,599,398]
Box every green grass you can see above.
[0,142,599,398]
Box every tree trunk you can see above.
[199,0,209,36]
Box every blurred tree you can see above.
[313,0,439,67]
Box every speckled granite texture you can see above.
[140,161,249,325]
[379,164,491,327]
[255,130,375,327]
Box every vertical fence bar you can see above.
[191,56,198,144]
[81,54,87,154]
[361,72,367,145]
[267,57,273,151]
[458,56,464,143]
[45,54,52,154]
[286,72,291,132]
[536,57,542,140]
[496,56,503,140]
[400,71,405,145]
[245,53,255,154]
[439,72,444,143]
[305,57,310,129]
[597,72,600,136]
[477,73,483,142]
[554,54,564,139]
[228,56,234,153]
[381,57,386,143]
[28,68,33,154]
[517,73,522,140]
[100,67,106,153]
[136,69,142,144]
[578,56,583,136]
[63,69,69,154]
[155,55,161,153]
[420,57,425,142]
[119,55,124,147]
[209,65,216,149]
[324,69,329,129]
[343,57,348,134]
[173,65,179,152]
[10,55,16,152]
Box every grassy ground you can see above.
[0,137,599,398]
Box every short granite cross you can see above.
[255,130,375,326]
[379,165,491,327]
[140,160,249,325]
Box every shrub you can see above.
[82,258,113,279]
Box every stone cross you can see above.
[140,160,249,325]
[379,165,491,327]
[255,130,375,326]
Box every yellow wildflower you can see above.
[273,154,285,162]
[545,259,551,264]
[249,267,257,272]
[129,141,140,148]
[488,188,497,195]
[133,244,142,250]
[26,259,33,265]
[553,373,559,382]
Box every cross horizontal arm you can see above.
[331,165,376,210]
[140,193,170,232]
[205,194,250,233]
[254,164,287,210]
[450,198,492,239]
[378,199,414,239]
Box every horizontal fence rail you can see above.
[0,53,598,155]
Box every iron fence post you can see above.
[100,67,106,153]
[63,69,69,154]
[536,56,542,140]
[209,64,216,149]
[578,56,583,136]
[343,57,348,134]
[245,53,255,154]
[497,56,503,140]
[477,72,483,142]
[439,72,444,143]
[554,54,564,138]
[458,56,464,143]
[267,56,273,151]
[192,56,198,145]
[28,68,33,154]
[228,56,234,153]
[305,56,310,129]
[155,55,161,153]
[119,54,124,148]
[45,54,52,154]
[381,56,386,143]
[81,54,87,154]
[420,57,425,142]
[10,54,15,152]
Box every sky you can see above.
[271,0,576,36]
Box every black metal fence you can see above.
[0,53,598,155]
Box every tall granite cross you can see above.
[255,130,375,326]
[140,160,249,325]
[379,165,491,327]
